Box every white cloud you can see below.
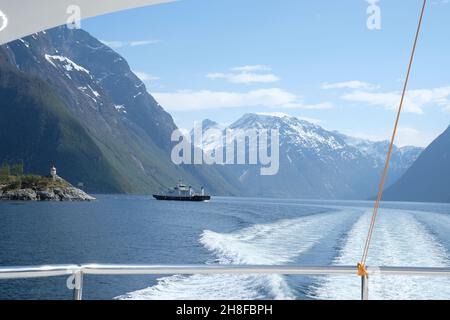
[321,81,378,90]
[207,65,280,84]
[396,127,430,147]
[101,39,160,49]
[129,40,160,46]
[343,90,406,110]
[207,72,280,84]
[281,102,333,110]
[342,86,450,114]
[232,65,272,72]
[343,127,438,147]
[432,0,450,5]
[134,71,159,82]
[152,88,333,111]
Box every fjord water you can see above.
[0,196,449,300]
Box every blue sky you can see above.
[83,0,450,147]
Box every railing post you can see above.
[361,275,369,300]
[73,271,83,300]
[67,270,83,300]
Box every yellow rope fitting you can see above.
[357,263,368,277]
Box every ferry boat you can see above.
[153,181,211,202]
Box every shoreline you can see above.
[0,186,96,201]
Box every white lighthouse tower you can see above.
[50,165,57,180]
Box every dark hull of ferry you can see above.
[153,195,211,202]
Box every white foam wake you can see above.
[309,209,450,300]
[200,212,355,265]
[117,210,358,300]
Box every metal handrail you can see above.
[1,264,450,300]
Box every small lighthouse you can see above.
[50,165,57,180]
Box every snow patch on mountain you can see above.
[114,105,127,114]
[18,39,30,48]
[44,54,90,74]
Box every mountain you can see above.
[196,114,423,199]
[0,27,425,199]
[0,27,238,194]
[334,133,423,185]
[0,57,126,193]
[383,125,450,203]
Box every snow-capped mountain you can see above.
[196,114,423,199]
[337,134,422,171]
[0,26,423,199]
[0,26,239,194]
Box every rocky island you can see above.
[0,165,95,201]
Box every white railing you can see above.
[1,264,450,300]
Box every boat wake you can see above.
[309,209,450,300]
[116,210,358,300]
[116,206,450,300]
